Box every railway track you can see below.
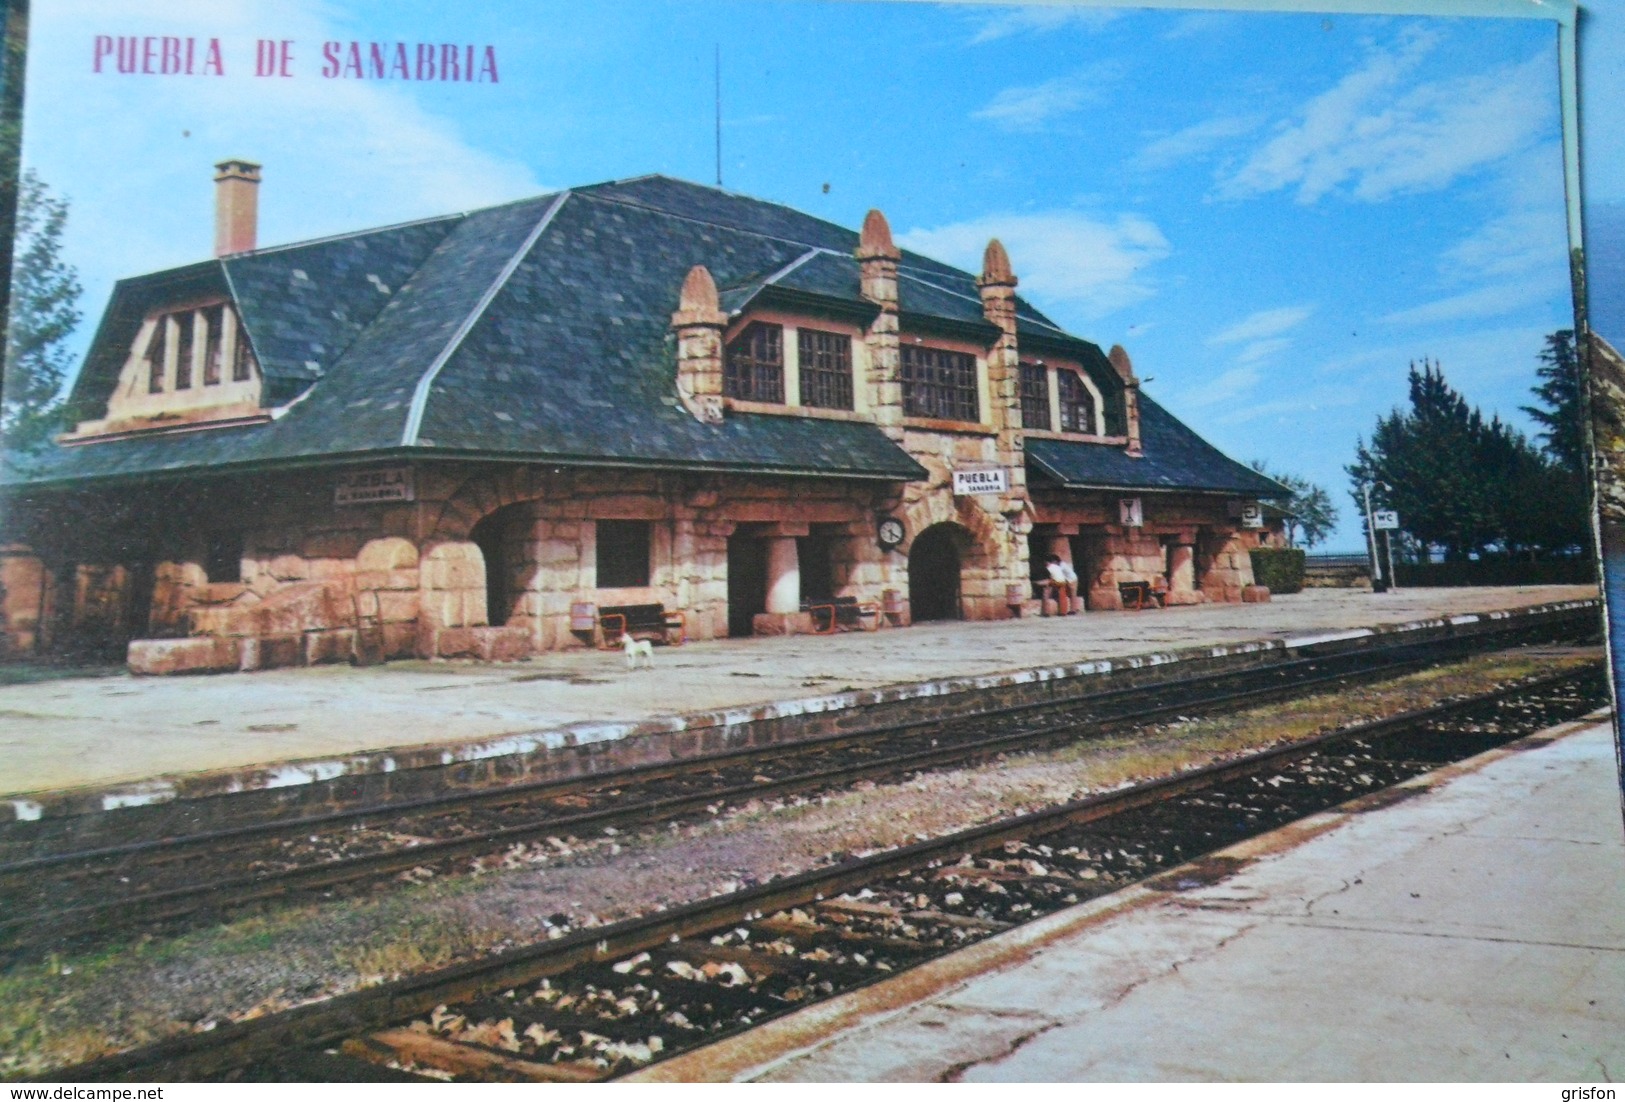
[0,622,1593,953]
[41,663,1607,1083]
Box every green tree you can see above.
[2,169,81,452]
[1521,329,1586,475]
[1249,461,1339,548]
[1348,359,1586,560]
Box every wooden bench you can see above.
[597,603,686,647]
[1118,581,1159,611]
[802,595,882,634]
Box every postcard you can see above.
[0,0,1617,1085]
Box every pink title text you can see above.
[91,37,501,83]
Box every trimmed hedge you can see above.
[1249,547,1306,595]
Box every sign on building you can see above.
[1372,510,1399,530]
[1119,497,1143,527]
[1239,502,1264,528]
[335,467,415,506]
[952,468,1008,496]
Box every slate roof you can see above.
[5,174,1262,499]
[1025,396,1288,498]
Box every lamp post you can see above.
[1362,481,1391,593]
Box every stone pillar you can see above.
[1042,534,1075,615]
[857,210,904,442]
[671,265,727,424]
[1167,542,1200,605]
[1108,344,1144,458]
[416,540,488,657]
[977,239,1028,502]
[764,536,801,614]
[0,546,46,657]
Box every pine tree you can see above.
[1349,359,1586,560]
[1522,330,1585,475]
[2,169,82,452]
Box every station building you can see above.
[0,164,1285,671]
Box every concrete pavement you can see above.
[662,717,1625,1082]
[0,585,1595,800]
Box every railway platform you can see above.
[0,584,1597,817]
[636,714,1625,1083]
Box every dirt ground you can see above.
[0,648,1595,1078]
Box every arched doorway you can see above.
[909,522,964,621]
[470,503,529,627]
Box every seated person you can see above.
[1044,554,1079,615]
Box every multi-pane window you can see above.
[596,520,651,588]
[724,322,784,403]
[1019,362,1050,429]
[901,345,979,422]
[232,320,253,382]
[174,313,195,390]
[797,328,854,410]
[146,319,168,393]
[1058,371,1095,434]
[203,305,225,386]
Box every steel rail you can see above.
[40,665,1603,1083]
[0,635,1574,948]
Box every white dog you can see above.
[622,632,654,670]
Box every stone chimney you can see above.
[856,209,904,440]
[213,159,261,257]
[1108,344,1144,457]
[671,265,727,424]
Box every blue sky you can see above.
[17,0,1593,550]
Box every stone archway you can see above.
[908,522,969,621]
[469,502,531,628]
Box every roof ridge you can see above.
[400,191,572,446]
[572,186,851,255]
[222,210,468,260]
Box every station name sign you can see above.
[335,467,415,506]
[952,469,1008,496]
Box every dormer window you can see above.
[901,345,979,422]
[797,328,853,411]
[146,322,168,394]
[1058,370,1096,434]
[65,299,267,443]
[1019,362,1050,429]
[724,321,784,403]
[174,314,195,390]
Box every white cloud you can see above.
[1379,282,1558,326]
[972,62,1121,132]
[1209,305,1314,346]
[898,209,1170,321]
[1180,364,1262,410]
[1234,337,1293,367]
[1136,114,1263,172]
[969,5,1119,44]
[1216,32,1554,204]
